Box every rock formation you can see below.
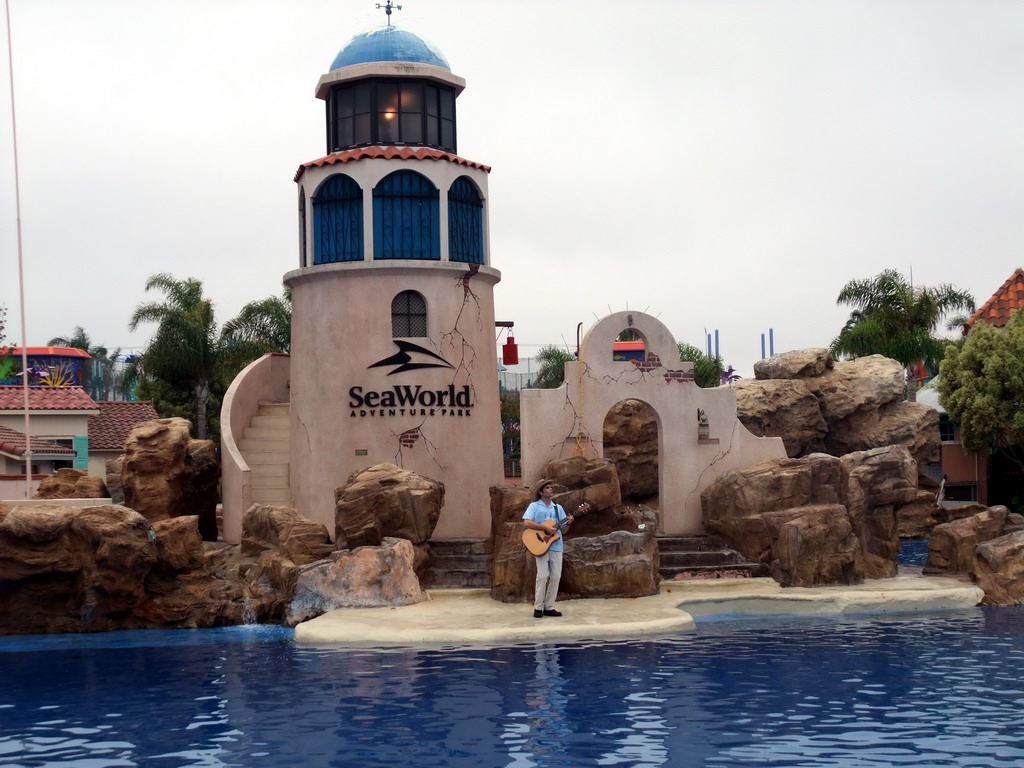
[735,350,940,479]
[701,446,921,586]
[840,445,918,578]
[974,530,1024,606]
[926,507,1008,575]
[603,399,659,500]
[490,456,659,602]
[904,505,1024,606]
[121,418,219,540]
[335,462,444,573]
[286,538,426,624]
[0,492,433,634]
[33,468,108,500]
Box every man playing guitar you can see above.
[522,480,582,618]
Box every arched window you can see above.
[392,291,427,337]
[312,174,363,264]
[373,170,439,260]
[448,176,483,264]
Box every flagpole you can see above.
[4,0,30,496]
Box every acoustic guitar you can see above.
[521,502,591,557]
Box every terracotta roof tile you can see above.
[87,401,160,450]
[0,385,100,412]
[0,425,76,458]
[6,346,93,359]
[294,146,491,182]
[965,268,1024,331]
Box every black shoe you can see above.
[533,609,543,618]
[543,609,562,617]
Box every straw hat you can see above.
[533,479,553,499]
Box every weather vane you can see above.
[376,1,402,25]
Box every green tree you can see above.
[129,274,222,439]
[830,269,975,401]
[532,345,575,388]
[220,288,292,374]
[939,310,1024,474]
[678,343,727,388]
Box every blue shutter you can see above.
[448,176,483,264]
[73,435,88,470]
[373,170,439,260]
[313,175,363,263]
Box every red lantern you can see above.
[502,335,519,365]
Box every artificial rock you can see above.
[974,530,1024,606]
[33,468,108,500]
[926,507,1009,575]
[121,417,219,540]
[285,537,426,624]
[334,463,444,553]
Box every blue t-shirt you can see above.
[523,500,566,553]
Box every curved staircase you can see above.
[237,402,293,508]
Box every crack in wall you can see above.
[435,266,484,398]
[555,361,600,458]
[390,417,446,472]
[685,419,741,510]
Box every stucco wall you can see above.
[521,311,786,534]
[286,261,504,539]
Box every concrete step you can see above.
[423,538,492,588]
[258,402,290,417]
[656,534,766,580]
[245,451,289,465]
[252,474,290,489]
[424,569,492,588]
[243,426,290,440]
[251,489,294,505]
[657,534,733,552]
[238,438,289,452]
[659,550,748,568]
[250,415,290,429]
[661,562,769,580]
[251,464,288,478]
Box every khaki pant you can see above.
[534,550,563,611]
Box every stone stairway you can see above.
[422,538,493,588]
[657,534,768,580]
[237,402,293,508]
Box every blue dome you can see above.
[330,27,450,71]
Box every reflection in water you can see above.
[4,610,1024,766]
[502,647,574,766]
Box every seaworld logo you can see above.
[350,340,473,418]
[368,340,454,375]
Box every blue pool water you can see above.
[4,607,1024,767]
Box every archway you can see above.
[603,398,660,509]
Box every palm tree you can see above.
[677,343,727,388]
[830,269,975,401]
[532,345,575,388]
[129,274,221,438]
[220,288,292,374]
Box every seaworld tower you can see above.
[281,19,504,539]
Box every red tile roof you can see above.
[0,385,100,412]
[4,346,92,359]
[87,401,160,450]
[0,425,76,458]
[966,268,1024,332]
[294,146,491,182]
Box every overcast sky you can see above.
[1,0,1022,377]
